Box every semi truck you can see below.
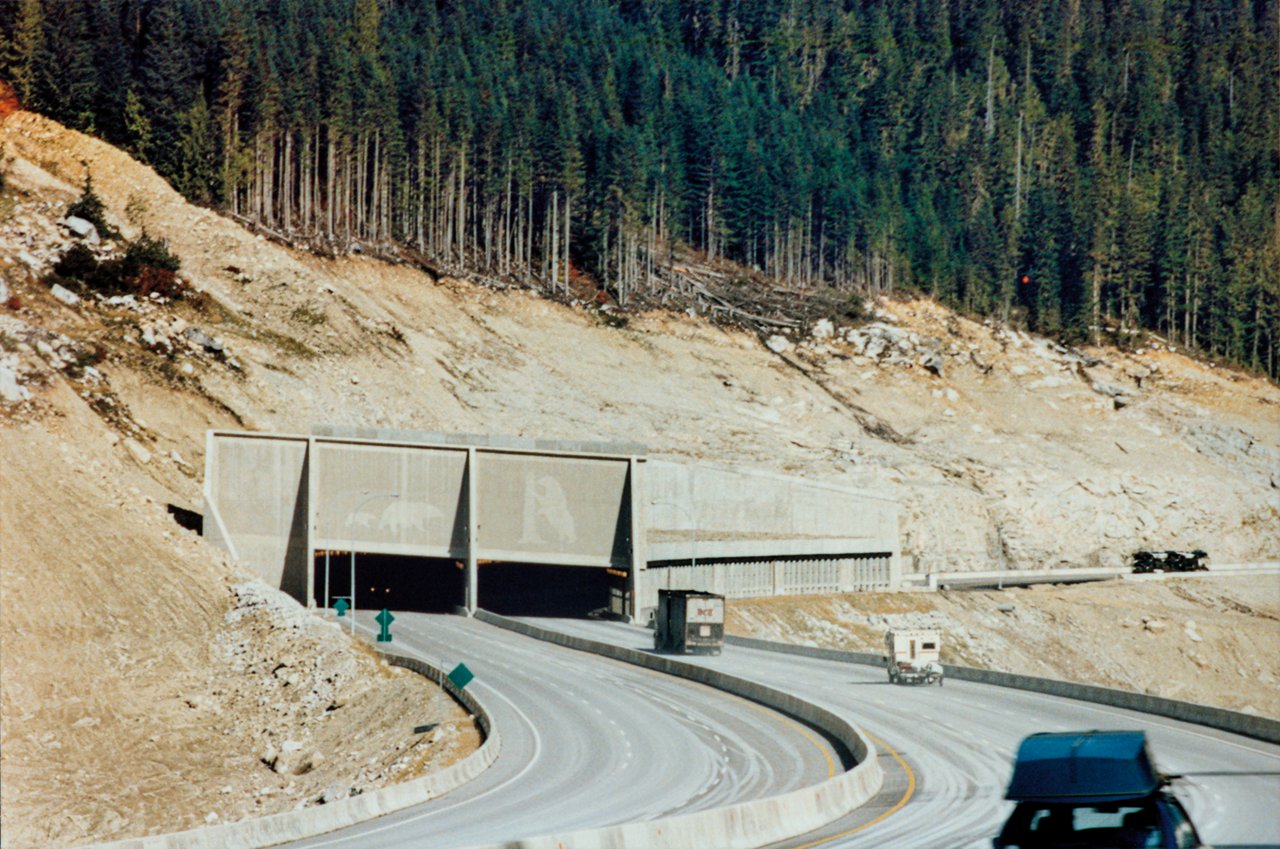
[653,589,724,655]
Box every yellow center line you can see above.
[744,702,837,779]
[791,730,917,848]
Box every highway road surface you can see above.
[285,611,842,848]
[534,617,1280,849]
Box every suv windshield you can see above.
[999,802,1163,849]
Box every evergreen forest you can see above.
[2,0,1277,376]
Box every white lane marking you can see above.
[299,625,547,847]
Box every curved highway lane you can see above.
[535,617,1280,849]
[284,612,841,849]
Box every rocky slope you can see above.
[726,576,1280,716]
[1,109,1277,844]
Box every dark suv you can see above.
[994,731,1206,849]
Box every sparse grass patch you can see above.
[596,309,628,329]
[290,303,327,327]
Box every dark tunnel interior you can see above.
[478,562,620,617]
[314,553,464,614]
[313,554,623,617]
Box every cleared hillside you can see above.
[1,109,1277,844]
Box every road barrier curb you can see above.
[78,649,500,849]
[725,635,1280,744]
[472,611,884,849]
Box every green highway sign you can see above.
[447,663,474,690]
[375,608,395,642]
[334,598,350,617]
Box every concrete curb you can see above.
[78,651,500,849]
[471,611,884,849]
[725,635,1280,745]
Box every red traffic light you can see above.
[1020,275,1031,285]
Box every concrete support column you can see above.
[305,437,317,608]
[626,456,644,623]
[465,447,479,615]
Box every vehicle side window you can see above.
[1163,798,1200,849]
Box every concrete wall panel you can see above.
[313,442,467,558]
[476,453,630,567]
[206,435,309,592]
[646,460,899,545]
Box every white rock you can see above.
[61,216,100,243]
[123,438,152,465]
[282,739,303,753]
[812,318,834,340]
[765,335,793,354]
[350,375,360,385]
[50,283,81,306]
[204,812,219,824]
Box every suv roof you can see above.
[1006,731,1161,803]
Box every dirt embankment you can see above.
[0,382,479,849]
[726,576,1280,716]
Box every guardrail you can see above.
[725,635,1280,745]
[899,561,1280,591]
[79,649,500,849]
[472,610,884,849]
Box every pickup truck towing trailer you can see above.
[653,589,724,655]
[885,628,944,685]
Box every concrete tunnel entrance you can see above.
[312,554,626,618]
[478,562,625,618]
[313,552,465,614]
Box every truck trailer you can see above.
[653,589,724,655]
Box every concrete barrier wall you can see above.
[725,635,1280,745]
[473,611,884,849]
[80,651,500,849]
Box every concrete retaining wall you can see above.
[473,611,884,849]
[80,651,500,849]
[725,635,1280,745]
[642,552,895,603]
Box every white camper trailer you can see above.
[884,629,944,685]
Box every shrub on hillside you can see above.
[51,232,187,299]
[122,232,180,275]
[66,175,118,239]
[53,244,99,281]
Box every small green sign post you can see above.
[334,598,350,617]
[375,608,395,642]
[447,663,474,690]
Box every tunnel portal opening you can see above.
[313,552,464,614]
[478,562,625,618]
